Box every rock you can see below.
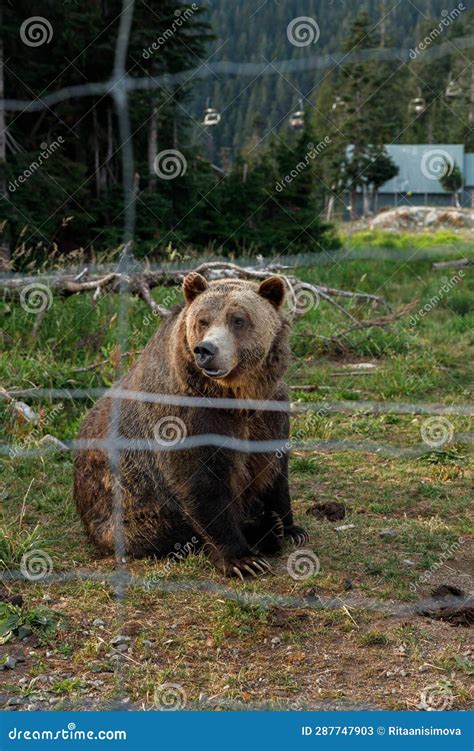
[371,206,474,232]
[0,656,17,670]
[92,618,105,627]
[335,524,355,532]
[7,697,25,706]
[110,635,131,646]
[380,529,397,539]
[38,435,68,451]
[11,401,39,424]
[402,559,415,567]
[115,643,128,653]
[0,591,23,607]
[143,640,153,648]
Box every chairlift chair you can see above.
[409,88,426,115]
[289,110,304,129]
[445,78,463,98]
[202,107,221,126]
[290,98,305,129]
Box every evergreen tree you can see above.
[439,160,463,207]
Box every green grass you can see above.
[0,241,473,710]
[342,229,472,251]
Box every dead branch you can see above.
[74,351,142,373]
[1,260,392,336]
[432,258,472,270]
[328,301,419,350]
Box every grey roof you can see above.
[381,144,466,194]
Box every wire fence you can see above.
[1,0,473,712]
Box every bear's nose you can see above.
[194,341,218,368]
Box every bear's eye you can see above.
[197,318,209,329]
[232,316,245,329]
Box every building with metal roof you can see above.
[378,144,473,208]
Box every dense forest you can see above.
[191,0,473,157]
[0,0,472,260]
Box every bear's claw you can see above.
[227,555,271,579]
[285,525,309,547]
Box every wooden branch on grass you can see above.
[432,258,472,270]
[1,258,400,339]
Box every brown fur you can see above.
[74,274,307,577]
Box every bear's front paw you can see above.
[284,524,309,547]
[220,555,272,580]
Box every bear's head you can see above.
[179,272,288,388]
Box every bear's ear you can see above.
[183,272,208,304]
[258,276,285,309]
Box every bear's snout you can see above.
[194,340,218,368]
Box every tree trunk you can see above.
[148,104,158,191]
[362,184,370,217]
[105,108,115,185]
[0,7,10,265]
[373,188,379,215]
[350,187,358,220]
[0,6,6,197]
[93,108,101,198]
[326,193,335,221]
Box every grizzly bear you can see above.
[74,273,308,578]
